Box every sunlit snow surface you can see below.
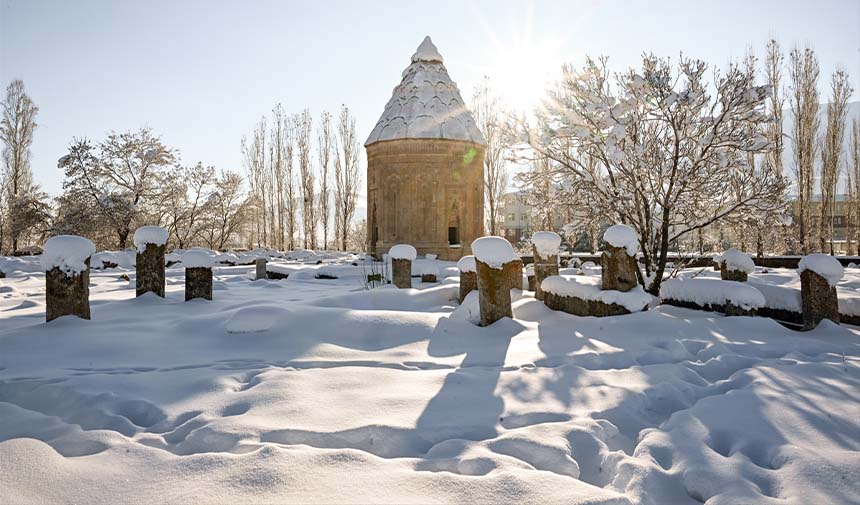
[1,257,858,505]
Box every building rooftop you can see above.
[364,36,486,147]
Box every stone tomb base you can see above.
[543,291,632,317]
[661,298,756,317]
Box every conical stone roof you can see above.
[365,36,486,146]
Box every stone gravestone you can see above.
[799,254,843,330]
[601,225,639,292]
[133,226,168,297]
[472,236,517,326]
[389,244,417,289]
[508,258,524,291]
[183,250,214,301]
[255,258,267,280]
[531,231,561,301]
[457,255,477,303]
[719,248,754,282]
[42,235,96,322]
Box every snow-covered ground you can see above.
[1,257,859,504]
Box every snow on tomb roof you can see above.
[365,36,486,146]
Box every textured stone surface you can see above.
[661,298,757,317]
[267,270,289,280]
[459,271,477,304]
[476,259,513,326]
[507,258,524,291]
[366,139,484,261]
[420,274,437,283]
[800,269,839,330]
[45,260,91,322]
[255,258,267,281]
[136,243,165,298]
[527,275,536,292]
[185,267,213,301]
[601,245,639,292]
[543,292,631,317]
[392,258,412,289]
[720,263,748,282]
[532,246,559,301]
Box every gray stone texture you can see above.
[801,269,839,330]
[601,245,639,292]
[255,258,267,280]
[720,262,748,282]
[476,259,514,326]
[46,259,91,322]
[533,246,559,301]
[185,267,213,301]
[459,270,477,304]
[136,243,166,297]
[392,258,412,289]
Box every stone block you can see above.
[476,259,514,326]
[801,269,839,330]
[46,259,91,322]
[136,243,166,297]
[392,258,412,288]
[601,245,638,292]
[185,267,213,301]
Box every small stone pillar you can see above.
[508,258,524,290]
[43,235,95,322]
[183,251,213,301]
[472,236,517,326]
[255,258,267,280]
[532,231,561,301]
[389,244,417,289]
[718,249,753,282]
[457,255,477,303]
[601,225,639,292]
[133,226,168,297]
[799,254,843,330]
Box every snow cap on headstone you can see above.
[603,224,638,256]
[472,236,517,269]
[365,36,485,146]
[457,254,476,273]
[531,231,562,258]
[720,248,755,273]
[182,250,214,269]
[42,235,96,275]
[798,253,844,287]
[389,244,417,261]
[133,225,169,252]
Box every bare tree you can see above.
[317,111,333,250]
[200,170,251,250]
[819,68,852,254]
[788,46,820,253]
[511,54,785,294]
[472,77,508,234]
[295,110,315,249]
[334,105,361,251]
[1,79,39,253]
[242,119,268,246]
[848,119,860,255]
[163,163,214,249]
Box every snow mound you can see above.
[182,250,214,269]
[414,260,439,276]
[0,256,43,275]
[457,255,476,273]
[660,277,765,310]
[541,275,652,312]
[603,224,638,256]
[720,248,755,273]
[472,236,517,269]
[225,306,287,333]
[389,244,417,261]
[798,254,844,287]
[41,235,96,275]
[91,250,135,269]
[133,226,169,252]
[531,231,562,258]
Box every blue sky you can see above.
[2,0,859,201]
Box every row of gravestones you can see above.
[44,227,215,322]
[390,227,845,330]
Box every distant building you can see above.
[791,195,856,253]
[365,37,486,260]
[500,191,567,244]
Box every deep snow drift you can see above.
[0,254,858,504]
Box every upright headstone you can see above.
[719,248,754,282]
[531,231,561,301]
[601,224,639,292]
[255,258,267,280]
[508,258,524,291]
[389,244,417,289]
[133,226,168,297]
[183,250,214,301]
[472,236,517,326]
[42,235,96,322]
[799,254,843,330]
[457,255,477,303]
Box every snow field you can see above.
[0,257,858,504]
